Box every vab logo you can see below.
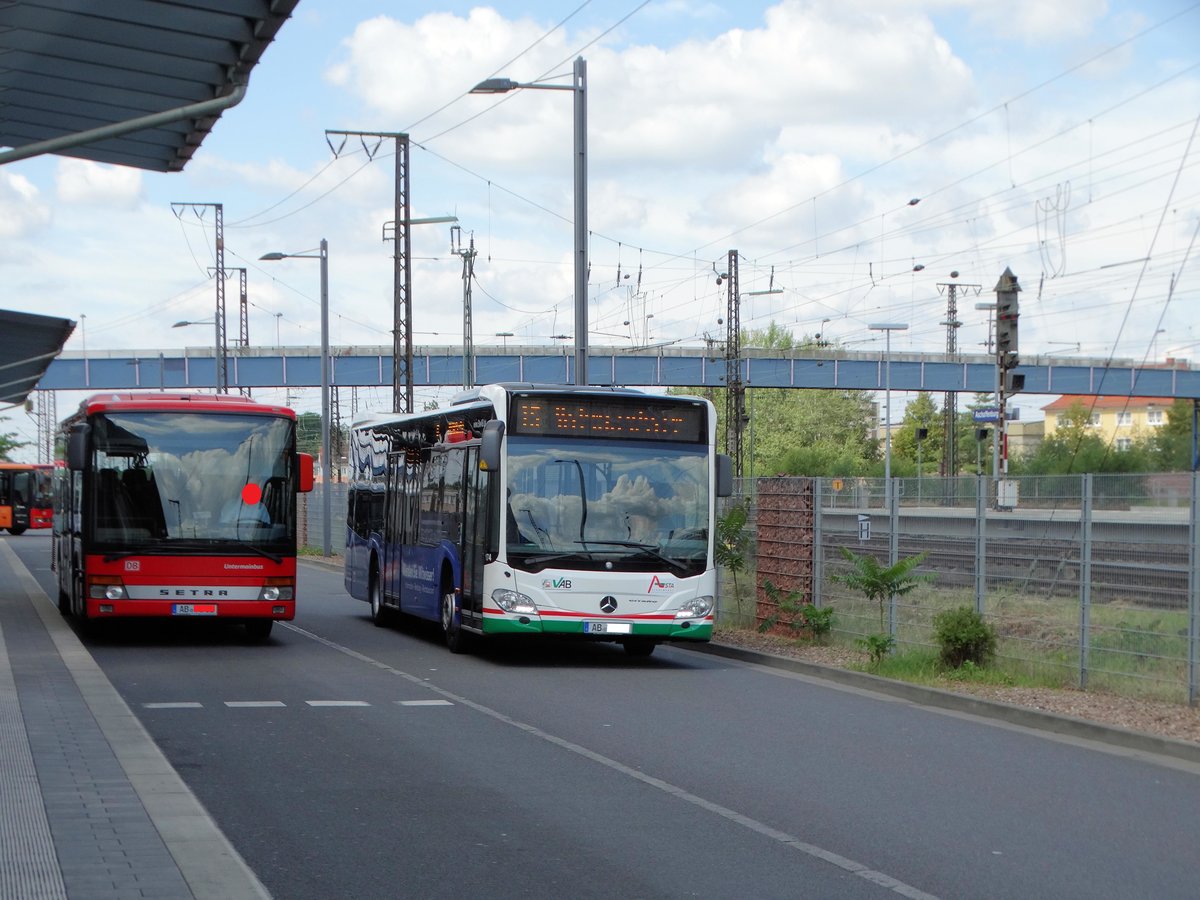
[599,596,618,613]
[647,575,675,593]
[124,560,140,572]
[542,577,573,589]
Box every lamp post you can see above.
[869,323,908,482]
[472,57,588,386]
[496,331,514,349]
[260,240,331,557]
[172,319,219,390]
[870,321,908,640]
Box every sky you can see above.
[2,0,1198,458]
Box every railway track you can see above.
[809,532,1191,608]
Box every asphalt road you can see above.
[13,533,1200,899]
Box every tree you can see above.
[0,419,26,461]
[1012,399,1154,475]
[680,322,877,478]
[1149,399,1195,471]
[743,323,877,476]
[890,392,941,470]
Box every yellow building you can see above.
[1041,395,1174,451]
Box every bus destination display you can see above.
[510,396,705,441]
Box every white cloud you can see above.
[0,171,52,241]
[963,0,1109,45]
[55,159,143,208]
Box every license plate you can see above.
[583,621,631,635]
[173,603,218,616]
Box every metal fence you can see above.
[719,472,1200,705]
[299,482,348,556]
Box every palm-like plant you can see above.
[832,547,930,631]
[715,500,750,618]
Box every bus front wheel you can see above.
[441,588,470,654]
[622,638,658,658]
[244,620,274,643]
[369,568,389,627]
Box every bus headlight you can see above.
[88,576,126,601]
[258,578,294,602]
[492,588,538,615]
[674,596,714,619]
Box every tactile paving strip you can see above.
[0,616,68,899]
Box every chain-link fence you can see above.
[719,472,1200,704]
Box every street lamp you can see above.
[172,320,220,390]
[260,240,332,558]
[496,331,514,349]
[472,57,588,386]
[869,323,908,482]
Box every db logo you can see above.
[124,560,141,572]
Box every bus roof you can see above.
[449,383,650,406]
[76,392,297,420]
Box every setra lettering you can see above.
[157,589,231,597]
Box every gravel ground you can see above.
[713,627,1200,747]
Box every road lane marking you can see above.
[282,621,941,900]
[226,701,287,708]
[397,699,454,707]
[144,702,204,709]
[305,700,370,707]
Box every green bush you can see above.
[758,580,835,641]
[933,606,997,669]
[856,633,895,667]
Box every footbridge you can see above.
[37,346,1200,399]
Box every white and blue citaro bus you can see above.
[344,384,732,656]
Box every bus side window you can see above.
[442,448,465,543]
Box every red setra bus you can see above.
[0,462,54,534]
[53,393,314,640]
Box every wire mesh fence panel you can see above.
[716,471,1199,703]
[299,482,347,555]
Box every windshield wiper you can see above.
[128,537,285,565]
[573,540,690,576]
[515,550,594,567]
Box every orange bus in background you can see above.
[53,393,314,641]
[0,462,54,534]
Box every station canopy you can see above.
[0,0,301,172]
[0,1,301,405]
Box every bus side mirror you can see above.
[66,424,89,471]
[716,454,733,498]
[480,420,504,472]
[297,453,315,493]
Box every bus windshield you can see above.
[89,411,296,551]
[505,436,710,574]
